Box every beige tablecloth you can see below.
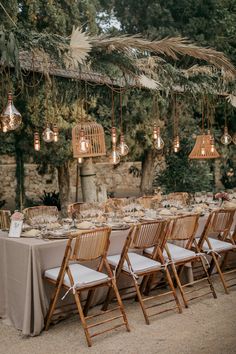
[0,229,130,336]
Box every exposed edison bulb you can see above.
[154,126,164,150]
[53,125,59,142]
[210,136,215,153]
[109,145,120,165]
[78,129,89,153]
[78,157,83,164]
[173,136,180,153]
[42,124,54,142]
[153,124,158,140]
[220,126,232,145]
[1,92,22,131]
[117,134,129,156]
[2,121,8,133]
[200,138,206,156]
[34,132,40,151]
[111,126,117,144]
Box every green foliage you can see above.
[156,139,214,193]
[40,190,61,210]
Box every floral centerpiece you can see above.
[214,192,230,206]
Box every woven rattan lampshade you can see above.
[72,121,106,158]
[189,134,220,159]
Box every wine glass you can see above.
[194,192,202,204]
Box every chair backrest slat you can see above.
[167,214,200,247]
[130,220,169,250]
[23,206,59,225]
[199,208,236,245]
[71,227,111,261]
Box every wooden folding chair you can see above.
[67,202,83,218]
[152,214,217,307]
[23,205,59,225]
[196,208,236,294]
[0,210,11,230]
[102,220,182,325]
[44,227,130,347]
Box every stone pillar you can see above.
[80,158,97,202]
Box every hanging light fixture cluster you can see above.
[152,96,165,151]
[34,80,59,151]
[1,92,22,132]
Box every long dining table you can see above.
[0,212,235,336]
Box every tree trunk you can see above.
[140,149,158,195]
[57,162,70,216]
[80,158,97,202]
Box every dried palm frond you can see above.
[182,65,215,78]
[90,35,236,77]
[138,74,161,89]
[67,27,92,68]
[226,94,236,108]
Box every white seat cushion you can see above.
[44,263,109,289]
[145,243,196,263]
[107,252,162,275]
[196,237,234,253]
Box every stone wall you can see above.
[0,155,142,209]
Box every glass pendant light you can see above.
[53,125,59,142]
[34,132,40,151]
[117,134,129,156]
[220,126,232,145]
[154,126,164,150]
[117,91,129,157]
[109,144,120,165]
[78,128,89,153]
[1,92,22,132]
[42,124,54,143]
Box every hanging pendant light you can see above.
[153,124,158,140]
[34,132,40,151]
[111,126,117,144]
[53,124,59,142]
[117,92,129,156]
[117,134,129,156]
[78,157,83,164]
[173,135,180,153]
[109,144,120,165]
[220,126,232,145]
[1,92,22,132]
[42,124,54,143]
[154,126,164,150]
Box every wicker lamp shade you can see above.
[189,134,220,159]
[72,121,106,158]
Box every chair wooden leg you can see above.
[198,256,217,299]
[164,267,182,314]
[74,291,92,347]
[83,289,96,317]
[132,278,150,325]
[111,279,130,332]
[211,253,229,294]
[45,284,63,330]
[169,263,188,308]
[102,286,114,311]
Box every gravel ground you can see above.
[0,278,236,354]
